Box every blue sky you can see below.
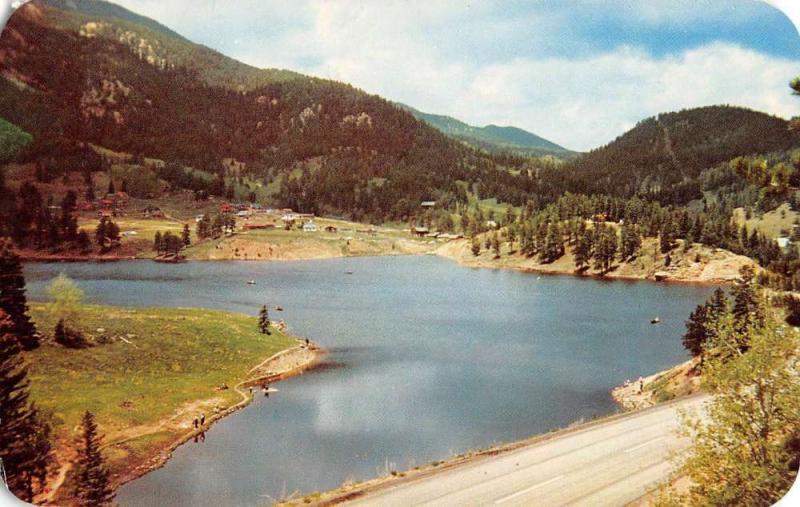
[45,1,800,150]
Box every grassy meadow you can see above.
[25,303,298,480]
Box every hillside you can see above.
[0,116,31,163]
[398,103,574,157]
[0,0,533,222]
[564,106,799,203]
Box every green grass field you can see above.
[734,203,798,239]
[26,304,297,437]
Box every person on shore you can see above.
[200,413,206,426]
[638,378,644,394]
[193,417,199,429]
[305,338,310,347]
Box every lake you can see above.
[23,256,712,506]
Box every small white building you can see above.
[776,237,791,249]
[302,222,318,232]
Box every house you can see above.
[421,201,436,208]
[220,203,234,213]
[411,226,429,237]
[777,237,791,249]
[325,225,338,233]
[486,220,498,229]
[302,222,318,232]
[236,210,251,218]
[281,213,298,223]
[143,206,164,218]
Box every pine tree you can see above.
[731,265,764,335]
[73,411,114,506]
[492,233,501,258]
[181,224,191,247]
[683,303,711,358]
[574,229,592,271]
[153,231,162,254]
[0,310,54,502]
[471,237,481,256]
[0,240,38,350]
[95,218,107,250]
[258,305,270,335]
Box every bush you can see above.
[54,319,89,348]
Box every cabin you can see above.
[302,222,319,232]
[411,226,429,237]
[143,206,164,218]
[325,225,338,233]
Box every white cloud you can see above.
[445,43,800,150]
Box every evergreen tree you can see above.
[593,226,618,273]
[471,237,481,257]
[619,224,641,260]
[73,411,114,507]
[492,233,501,258]
[540,222,564,263]
[683,303,711,358]
[76,230,92,253]
[258,305,270,335]
[95,218,108,250]
[153,231,162,254]
[182,224,191,247]
[0,310,54,502]
[0,240,38,350]
[731,265,764,335]
[574,229,593,271]
[659,221,675,253]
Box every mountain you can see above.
[398,104,574,158]
[39,0,302,89]
[563,106,799,203]
[0,0,536,221]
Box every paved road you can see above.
[347,395,708,507]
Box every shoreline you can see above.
[41,342,324,505]
[438,252,727,286]
[283,392,707,506]
[23,247,740,286]
[433,238,753,285]
[113,344,324,490]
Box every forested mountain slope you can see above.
[0,0,534,221]
[398,103,574,157]
[564,106,798,203]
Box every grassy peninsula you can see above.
[24,303,312,503]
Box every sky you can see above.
[41,1,800,150]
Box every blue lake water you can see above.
[23,256,712,506]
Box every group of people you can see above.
[192,413,207,443]
[193,413,206,429]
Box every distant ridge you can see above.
[397,103,575,157]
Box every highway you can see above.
[346,395,708,507]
